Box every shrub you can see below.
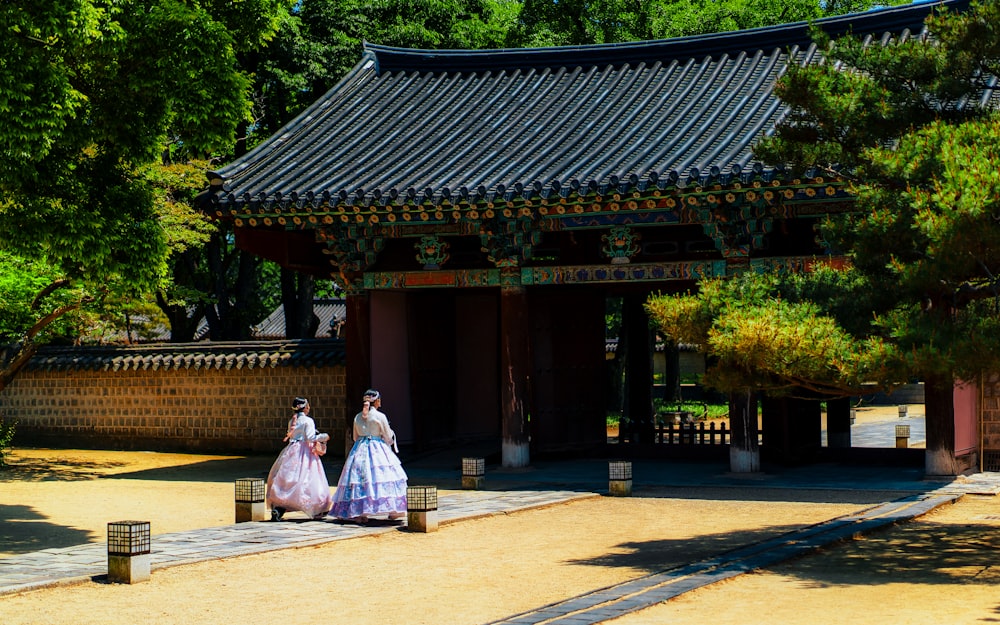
[0,417,16,469]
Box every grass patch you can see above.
[607,400,728,427]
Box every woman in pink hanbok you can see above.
[329,389,408,524]
[266,397,333,520]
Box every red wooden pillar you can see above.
[500,279,531,468]
[344,288,371,455]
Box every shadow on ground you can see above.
[781,519,1000,587]
[0,457,131,482]
[564,518,1000,588]
[0,504,96,554]
[103,456,275,483]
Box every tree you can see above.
[0,0,291,387]
[759,0,1000,476]
[513,0,899,47]
[251,0,516,145]
[646,269,904,472]
[650,0,1000,475]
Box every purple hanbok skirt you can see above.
[329,436,407,519]
[266,440,333,518]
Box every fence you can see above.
[616,420,762,447]
[654,421,732,445]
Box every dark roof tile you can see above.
[25,340,346,372]
[205,1,971,210]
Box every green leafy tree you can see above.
[757,0,1000,476]
[251,0,516,145]
[647,270,903,398]
[650,0,1000,475]
[513,0,898,47]
[0,0,290,383]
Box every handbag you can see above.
[313,440,327,456]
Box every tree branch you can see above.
[30,279,73,311]
[25,302,84,341]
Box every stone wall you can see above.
[0,341,348,456]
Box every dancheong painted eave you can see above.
[201,0,971,215]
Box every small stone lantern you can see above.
[107,520,151,584]
[235,478,267,523]
[895,424,911,448]
[461,457,485,490]
[608,460,632,497]
[406,485,439,532]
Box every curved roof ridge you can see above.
[365,0,969,73]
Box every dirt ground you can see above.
[1,447,998,625]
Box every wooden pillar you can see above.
[661,341,680,403]
[729,389,759,473]
[924,372,960,477]
[500,278,531,468]
[622,294,654,444]
[344,288,371,456]
[826,397,851,449]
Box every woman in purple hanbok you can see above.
[329,389,408,523]
[266,397,333,520]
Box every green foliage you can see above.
[661,0,1000,398]
[251,0,514,145]
[0,253,87,342]
[0,417,15,469]
[513,0,897,47]
[646,272,902,397]
[0,0,291,373]
[756,0,1000,383]
[0,0,289,289]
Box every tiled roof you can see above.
[203,1,970,212]
[24,340,345,372]
[92,300,346,344]
[252,299,346,340]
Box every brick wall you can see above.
[0,341,349,456]
[982,372,1000,470]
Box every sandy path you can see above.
[1,448,998,625]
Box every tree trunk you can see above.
[0,339,38,395]
[280,269,316,339]
[924,372,960,477]
[729,389,760,473]
[203,229,260,341]
[160,250,209,342]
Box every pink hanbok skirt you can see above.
[266,440,333,518]
[329,436,407,519]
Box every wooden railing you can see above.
[653,421,731,445]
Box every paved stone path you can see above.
[0,489,596,597]
[851,414,926,448]
[483,493,954,625]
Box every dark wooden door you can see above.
[407,291,457,446]
[530,288,607,454]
